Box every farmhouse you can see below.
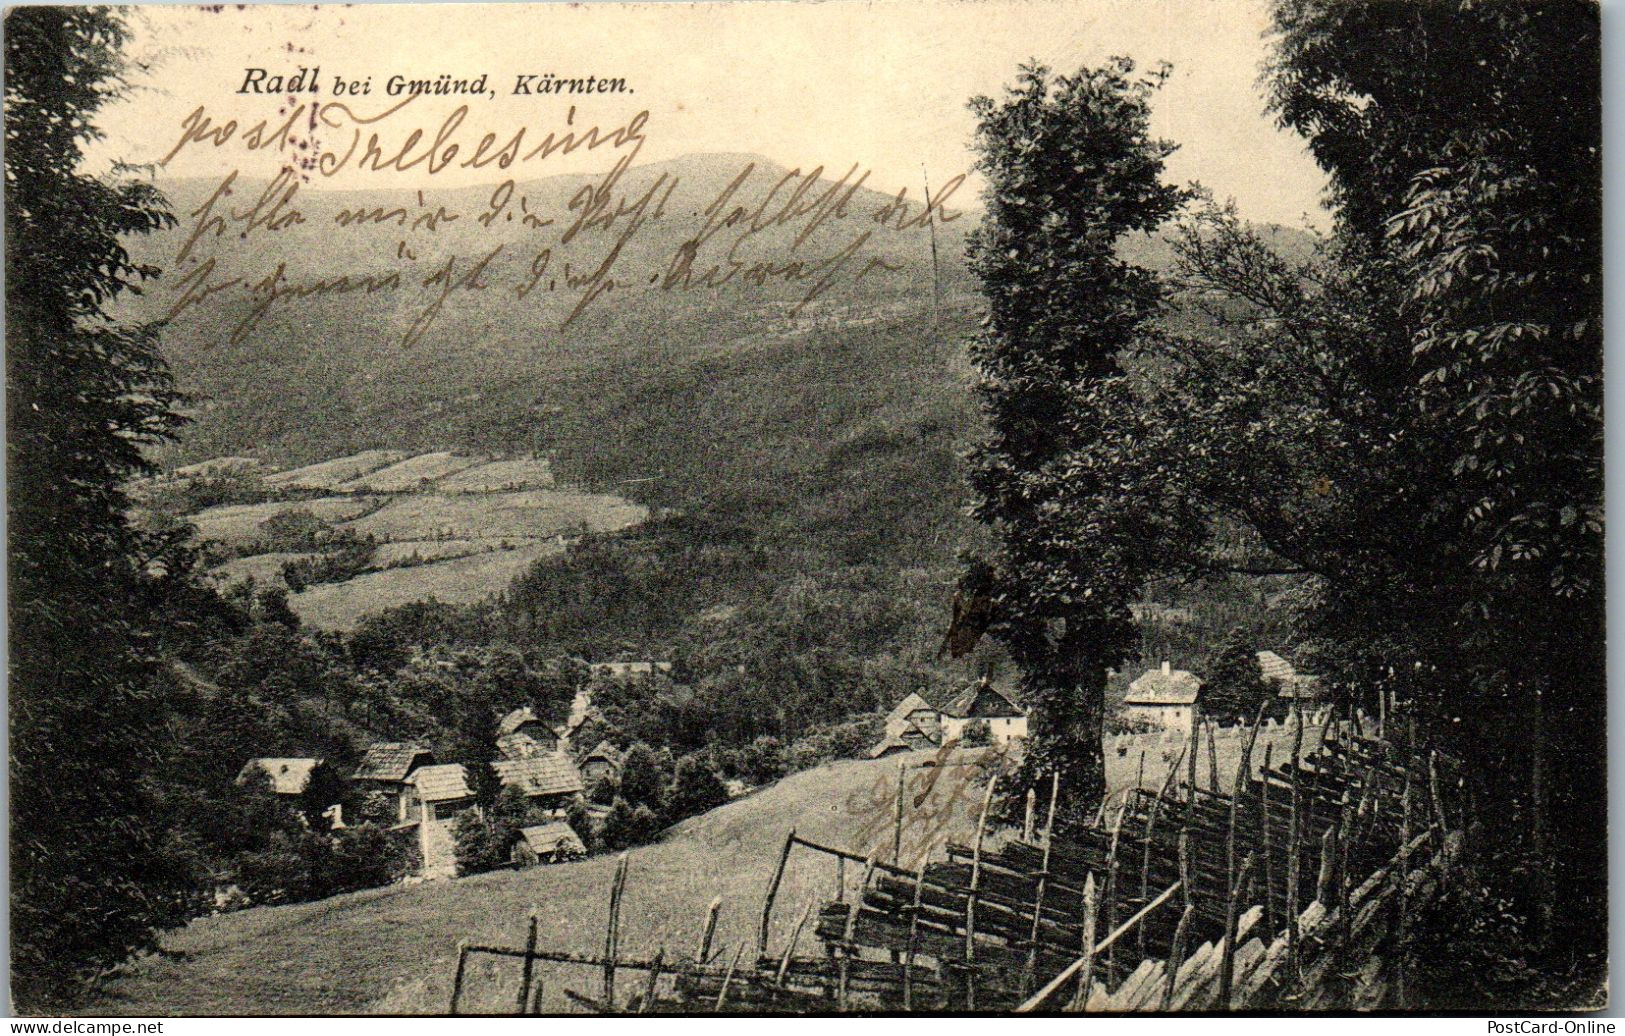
[869,715,940,758]
[351,742,436,822]
[236,757,321,796]
[1124,662,1203,733]
[498,706,559,753]
[885,691,943,743]
[510,821,587,866]
[406,763,476,822]
[940,680,1028,745]
[492,752,585,811]
[580,740,625,783]
[1257,650,1323,702]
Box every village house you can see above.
[885,691,943,743]
[350,742,436,822]
[236,757,321,797]
[869,718,940,758]
[580,740,625,784]
[510,821,587,866]
[498,706,559,756]
[940,680,1029,745]
[492,752,585,813]
[402,763,475,880]
[1124,662,1203,733]
[1257,650,1322,703]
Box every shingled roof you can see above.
[517,821,587,857]
[493,753,584,798]
[352,742,435,783]
[1126,664,1202,706]
[499,707,543,737]
[237,757,321,795]
[941,680,1024,719]
[409,763,474,803]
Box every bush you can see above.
[618,742,671,812]
[786,714,885,771]
[665,754,728,824]
[452,809,514,876]
[599,796,662,851]
[960,719,993,747]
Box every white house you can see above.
[940,679,1028,745]
[1124,662,1203,733]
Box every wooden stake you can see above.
[777,899,815,985]
[904,851,929,1011]
[715,943,745,1011]
[1023,787,1037,843]
[894,762,906,866]
[838,852,878,1008]
[964,772,999,1010]
[698,895,722,966]
[758,828,796,957]
[836,854,846,903]
[638,948,663,1014]
[1068,873,1099,1010]
[1258,744,1275,931]
[1315,824,1338,906]
[1101,798,1127,975]
[1161,903,1195,1011]
[448,940,470,1016]
[1207,718,1221,794]
[603,852,630,1009]
[516,910,539,1015]
[1021,773,1061,994]
[1218,852,1256,1008]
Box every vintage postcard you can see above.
[4,0,1604,1017]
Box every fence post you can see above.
[603,852,630,1010]
[1021,772,1061,995]
[448,940,470,1015]
[516,909,539,1015]
[1219,852,1256,1008]
[1068,873,1099,1010]
[964,773,998,1010]
[759,828,796,958]
[698,896,722,966]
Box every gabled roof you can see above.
[868,734,915,759]
[1125,667,1202,706]
[517,821,586,856]
[237,757,321,795]
[499,707,544,737]
[1256,651,1296,684]
[583,739,624,765]
[493,753,584,798]
[941,680,1024,719]
[409,763,474,802]
[887,692,935,722]
[498,731,547,761]
[352,742,434,783]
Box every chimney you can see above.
[1161,660,1171,676]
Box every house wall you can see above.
[1125,703,1196,733]
[942,714,1028,745]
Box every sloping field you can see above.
[78,730,1315,1016]
[264,450,411,491]
[341,491,647,543]
[206,552,323,590]
[435,458,556,494]
[335,452,487,493]
[191,497,384,548]
[171,456,266,479]
[287,542,565,630]
[365,539,492,569]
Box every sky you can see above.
[94,0,1332,229]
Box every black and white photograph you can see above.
[2,0,1607,1017]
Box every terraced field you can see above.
[181,450,644,629]
[288,541,566,630]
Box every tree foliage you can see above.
[964,58,1192,824]
[6,7,196,1007]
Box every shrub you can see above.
[665,754,728,824]
[452,809,514,876]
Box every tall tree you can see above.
[963,60,1191,825]
[1265,0,1603,945]
[6,7,193,1006]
